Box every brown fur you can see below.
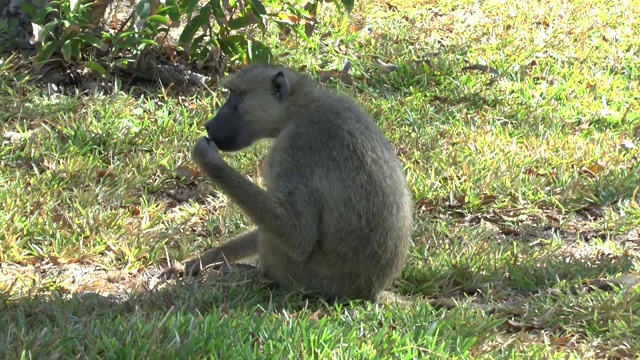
[162,64,413,301]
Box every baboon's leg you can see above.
[199,163,319,262]
[183,229,259,276]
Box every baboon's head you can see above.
[205,64,301,152]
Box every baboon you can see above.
[163,64,413,301]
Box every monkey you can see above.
[162,64,413,302]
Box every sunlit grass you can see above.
[1,0,639,357]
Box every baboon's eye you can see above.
[226,89,244,99]
[225,90,244,111]
[222,87,236,96]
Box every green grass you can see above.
[2,0,640,358]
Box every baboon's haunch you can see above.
[164,64,413,301]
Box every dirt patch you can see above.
[0,261,162,302]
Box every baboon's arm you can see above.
[202,163,319,262]
[185,229,259,275]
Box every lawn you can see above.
[1,0,639,358]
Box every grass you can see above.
[1,0,640,358]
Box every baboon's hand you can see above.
[159,258,205,280]
[191,136,225,169]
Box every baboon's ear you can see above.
[272,71,290,101]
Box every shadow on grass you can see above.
[2,228,635,316]
[1,230,637,357]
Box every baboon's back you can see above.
[261,88,412,299]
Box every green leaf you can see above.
[35,40,59,65]
[164,0,181,22]
[246,39,272,64]
[136,0,152,19]
[291,24,313,45]
[85,61,107,76]
[38,22,60,43]
[209,0,226,19]
[70,0,80,12]
[70,38,80,58]
[178,13,205,45]
[340,0,354,12]
[218,34,247,61]
[219,35,272,64]
[184,0,201,16]
[227,15,254,30]
[61,39,73,62]
[147,15,170,25]
[78,34,103,48]
[19,3,37,18]
[249,0,267,15]
[118,31,137,39]
[198,4,211,23]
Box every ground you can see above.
[1,0,639,358]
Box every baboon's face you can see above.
[205,67,291,152]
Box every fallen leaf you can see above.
[48,255,63,265]
[505,319,538,332]
[123,195,141,205]
[30,23,43,44]
[532,304,557,328]
[385,1,398,11]
[340,60,353,87]
[582,275,640,292]
[4,131,32,142]
[162,45,178,63]
[480,194,498,206]
[251,332,263,352]
[633,124,640,139]
[575,203,604,220]
[580,162,605,178]
[176,166,201,181]
[395,145,409,157]
[287,15,301,23]
[373,58,398,72]
[544,213,561,226]
[501,227,520,236]
[288,311,301,318]
[317,70,339,83]
[552,335,575,346]
[305,22,316,37]
[621,139,636,150]
[417,199,437,213]
[462,64,501,76]
[574,122,590,133]
[309,309,328,320]
[334,45,347,54]
[96,169,115,179]
[530,75,557,84]
[428,298,458,309]
[304,13,317,38]
[587,162,605,174]
[453,195,466,207]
